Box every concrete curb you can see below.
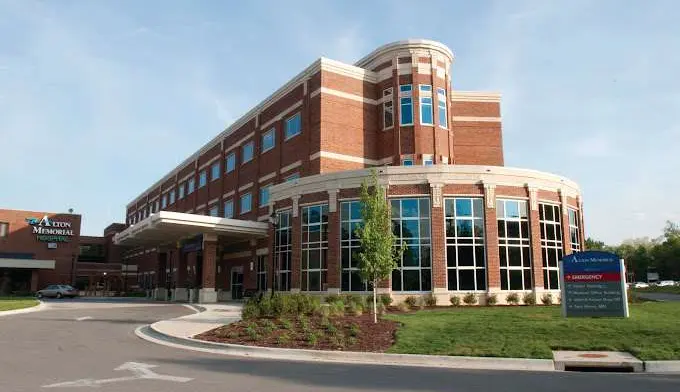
[0,300,47,317]
[644,361,680,373]
[135,323,555,371]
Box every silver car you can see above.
[36,285,79,299]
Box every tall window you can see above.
[391,198,431,291]
[240,193,252,214]
[285,173,300,182]
[497,199,532,290]
[399,84,413,125]
[275,211,292,291]
[178,183,185,199]
[161,194,168,209]
[225,152,236,173]
[419,85,433,125]
[242,141,254,164]
[301,205,329,291]
[259,185,270,207]
[569,208,581,252]
[383,88,394,129]
[262,129,275,152]
[211,162,220,181]
[341,201,370,291]
[540,203,563,290]
[257,255,267,291]
[285,112,302,140]
[445,198,486,291]
[437,88,448,128]
[187,178,195,194]
[0,222,8,238]
[224,199,234,218]
[209,205,219,217]
[199,170,207,188]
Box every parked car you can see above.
[36,285,79,299]
[634,282,649,289]
[658,280,676,287]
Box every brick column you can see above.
[528,187,544,292]
[173,249,188,301]
[199,233,218,303]
[326,190,340,293]
[268,218,277,292]
[560,191,572,255]
[578,197,586,250]
[30,270,39,292]
[430,183,447,303]
[377,183,391,294]
[290,196,302,292]
[484,184,501,291]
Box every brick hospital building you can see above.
[113,39,585,304]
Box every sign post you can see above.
[560,251,629,318]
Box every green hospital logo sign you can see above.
[25,216,75,243]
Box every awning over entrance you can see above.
[0,258,55,269]
[112,211,269,247]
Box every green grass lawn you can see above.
[0,297,39,312]
[385,302,680,360]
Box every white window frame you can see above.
[383,87,394,130]
[241,141,254,164]
[178,183,185,199]
[256,255,267,291]
[540,203,563,290]
[259,184,271,207]
[199,170,207,188]
[422,154,434,166]
[301,204,329,292]
[209,204,219,217]
[161,194,168,209]
[419,84,434,126]
[399,84,413,126]
[284,112,302,141]
[240,192,252,214]
[224,199,234,218]
[225,152,236,173]
[444,197,486,291]
[187,177,195,194]
[569,208,581,252]
[262,128,276,153]
[497,199,532,291]
[211,161,220,181]
[169,189,175,204]
[402,158,414,166]
[437,87,448,129]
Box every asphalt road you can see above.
[637,292,680,302]
[1,299,679,392]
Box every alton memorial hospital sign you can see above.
[26,216,75,243]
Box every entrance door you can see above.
[231,268,244,299]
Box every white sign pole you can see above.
[559,259,566,318]
[620,258,630,318]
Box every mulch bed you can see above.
[194,313,399,352]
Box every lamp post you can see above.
[268,212,278,297]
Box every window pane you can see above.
[403,270,420,291]
[421,270,431,291]
[401,199,419,218]
[456,199,472,216]
[457,220,473,237]
[508,247,522,266]
[474,219,484,237]
[445,199,455,217]
[476,269,487,290]
[475,246,485,267]
[447,246,456,267]
[419,199,430,217]
[391,270,402,291]
[507,222,520,238]
[457,246,474,267]
[509,270,523,290]
[459,270,475,291]
[506,201,519,218]
[420,246,431,267]
[448,269,458,290]
[403,246,419,267]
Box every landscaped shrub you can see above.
[380,294,393,307]
[540,293,554,305]
[279,318,293,330]
[450,295,461,306]
[245,325,259,341]
[523,293,536,305]
[329,300,346,317]
[486,293,498,306]
[349,323,360,337]
[348,301,363,316]
[506,292,520,305]
[368,301,386,315]
[316,304,331,318]
[305,332,318,346]
[425,294,437,307]
[343,294,364,307]
[463,293,478,305]
[404,296,418,308]
[277,333,290,345]
[242,298,260,320]
[397,302,410,312]
[325,294,342,304]
[326,323,338,336]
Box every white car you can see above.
[634,282,649,288]
[658,280,676,287]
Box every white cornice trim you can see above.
[310,151,392,166]
[355,39,454,70]
[225,132,255,153]
[452,116,502,122]
[312,87,379,105]
[451,91,501,103]
[238,182,254,192]
[259,172,277,183]
[280,160,302,174]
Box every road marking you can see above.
[75,316,92,321]
[42,362,193,388]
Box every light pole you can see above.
[268,212,278,297]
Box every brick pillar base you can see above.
[201,234,218,291]
[30,270,39,292]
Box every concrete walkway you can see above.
[150,303,243,339]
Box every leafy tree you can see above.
[585,237,607,250]
[356,169,404,323]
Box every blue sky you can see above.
[0,0,678,244]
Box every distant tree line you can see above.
[585,221,680,281]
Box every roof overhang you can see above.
[113,211,269,247]
[0,259,55,269]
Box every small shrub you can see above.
[277,333,290,345]
[260,319,276,335]
[279,318,293,330]
[397,302,410,312]
[424,294,437,307]
[326,323,338,336]
[325,294,342,304]
[523,293,536,305]
[343,294,363,306]
[316,305,331,318]
[349,323,360,337]
[404,296,418,308]
[329,301,346,317]
[540,293,554,305]
[506,292,520,305]
[368,301,386,315]
[241,299,259,320]
[486,293,498,306]
[245,326,259,341]
[320,316,331,328]
[463,293,478,305]
[305,332,318,346]
[348,301,363,316]
[347,336,358,346]
[330,334,345,348]
[380,294,393,307]
[225,331,237,339]
[449,296,461,306]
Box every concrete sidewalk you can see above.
[150,303,243,338]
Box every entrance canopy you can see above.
[0,258,55,269]
[113,211,269,247]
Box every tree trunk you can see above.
[373,280,378,324]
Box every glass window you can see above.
[224,199,234,218]
[399,84,413,125]
[178,183,185,199]
[419,85,433,125]
[187,177,195,194]
[262,129,275,152]
[209,205,219,217]
[540,203,563,290]
[445,198,486,291]
[383,88,394,129]
[257,255,267,291]
[391,198,432,291]
[242,141,254,164]
[259,185,270,207]
[225,152,236,173]
[399,85,412,93]
[199,170,207,188]
[437,88,448,128]
[569,208,581,252]
[0,222,8,238]
[423,155,434,166]
[211,162,220,181]
[285,112,302,140]
[240,193,252,214]
[402,158,414,166]
[301,205,329,291]
[169,190,175,204]
[274,210,292,291]
[286,173,300,182]
[161,194,168,209]
[341,201,372,292]
[497,199,532,290]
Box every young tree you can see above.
[356,169,403,323]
